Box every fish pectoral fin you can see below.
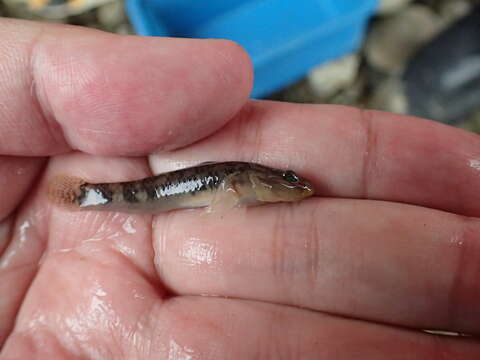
[248,173,273,202]
[206,173,241,214]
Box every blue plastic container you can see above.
[126,0,378,98]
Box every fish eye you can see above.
[283,170,299,183]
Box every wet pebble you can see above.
[307,53,360,99]
[5,0,115,19]
[365,5,443,74]
[115,23,134,35]
[438,0,472,24]
[97,0,125,29]
[378,0,414,15]
[369,76,408,114]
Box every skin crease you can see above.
[1,18,480,359]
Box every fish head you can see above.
[250,169,314,203]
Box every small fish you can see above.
[48,162,314,213]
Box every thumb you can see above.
[0,18,253,156]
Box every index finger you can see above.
[0,18,252,156]
[150,100,480,216]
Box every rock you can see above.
[2,0,38,20]
[307,53,360,99]
[6,0,115,19]
[67,0,114,16]
[329,73,366,106]
[97,0,125,29]
[377,0,414,15]
[268,79,319,104]
[366,5,443,74]
[438,0,472,25]
[460,109,480,133]
[369,76,408,114]
[115,23,134,35]
[403,6,480,124]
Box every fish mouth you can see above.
[301,183,315,197]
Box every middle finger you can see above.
[153,198,480,334]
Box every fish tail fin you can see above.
[47,174,85,208]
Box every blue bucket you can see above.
[126,0,378,98]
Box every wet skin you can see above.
[2,18,480,359]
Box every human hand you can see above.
[1,19,480,359]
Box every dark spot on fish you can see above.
[123,184,139,203]
[143,182,158,200]
[199,178,208,191]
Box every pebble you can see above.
[461,109,480,133]
[377,0,414,15]
[4,0,115,19]
[307,53,360,99]
[365,5,443,74]
[368,77,408,114]
[115,23,134,35]
[438,0,472,24]
[97,0,125,29]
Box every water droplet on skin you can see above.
[0,220,32,269]
[180,238,218,266]
[131,288,146,300]
[449,232,464,246]
[115,242,136,257]
[468,159,480,171]
[16,167,26,176]
[19,220,31,244]
[168,339,194,360]
[122,216,137,234]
